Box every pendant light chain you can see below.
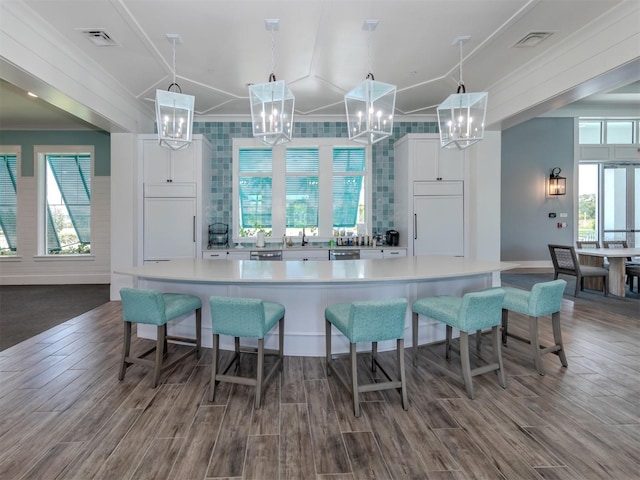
[458,40,464,88]
[270,27,276,80]
[172,39,177,85]
[367,25,373,77]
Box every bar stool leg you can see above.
[195,308,202,359]
[209,334,219,402]
[325,319,332,375]
[551,312,568,367]
[412,312,419,367]
[371,341,378,372]
[350,343,360,417]
[492,326,507,389]
[529,315,545,375]
[153,324,166,388]
[459,332,474,399]
[256,339,264,408]
[501,309,509,345]
[119,322,132,381]
[398,339,408,411]
[445,325,453,360]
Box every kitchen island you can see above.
[115,255,516,356]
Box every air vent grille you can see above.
[513,32,554,48]
[81,29,119,47]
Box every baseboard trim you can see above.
[0,274,110,285]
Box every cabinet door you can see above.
[413,195,463,256]
[168,144,197,183]
[360,249,384,259]
[413,140,439,181]
[143,140,171,184]
[438,147,464,181]
[142,139,196,183]
[227,251,250,260]
[203,251,226,259]
[144,197,196,260]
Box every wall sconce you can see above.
[548,167,566,196]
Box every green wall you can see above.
[0,130,111,176]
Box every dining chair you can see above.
[548,244,608,297]
[119,288,202,388]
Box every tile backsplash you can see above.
[194,121,438,239]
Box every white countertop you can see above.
[116,255,517,285]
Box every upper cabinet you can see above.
[142,138,198,184]
[399,133,464,182]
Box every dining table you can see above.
[576,247,640,297]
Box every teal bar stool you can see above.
[209,296,285,409]
[325,298,409,417]
[412,288,506,399]
[501,279,568,375]
[119,288,202,388]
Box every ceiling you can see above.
[1,0,638,131]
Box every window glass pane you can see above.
[606,121,633,144]
[46,154,91,254]
[578,121,602,144]
[286,148,318,172]
[578,164,598,242]
[286,149,319,235]
[239,177,272,232]
[239,149,272,172]
[0,154,17,254]
[602,166,626,242]
[238,149,272,237]
[333,148,365,172]
[333,148,365,232]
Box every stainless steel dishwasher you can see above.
[249,250,283,261]
[329,249,360,260]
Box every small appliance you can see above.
[385,229,399,246]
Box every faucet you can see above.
[301,228,307,246]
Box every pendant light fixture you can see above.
[344,20,396,145]
[437,35,488,150]
[249,19,295,146]
[155,34,195,151]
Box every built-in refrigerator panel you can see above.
[413,194,464,256]
[143,197,196,261]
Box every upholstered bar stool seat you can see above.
[209,296,285,409]
[325,298,409,417]
[412,288,506,399]
[119,288,202,388]
[502,279,568,375]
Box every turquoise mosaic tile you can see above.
[194,121,438,237]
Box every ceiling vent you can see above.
[80,29,119,47]
[513,31,554,48]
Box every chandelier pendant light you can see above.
[249,19,295,146]
[437,35,488,150]
[155,34,195,151]
[344,19,396,145]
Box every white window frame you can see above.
[233,138,372,244]
[35,145,94,256]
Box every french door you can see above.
[602,164,640,247]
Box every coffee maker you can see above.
[385,229,400,246]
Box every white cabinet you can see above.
[144,197,196,260]
[360,249,384,259]
[394,134,465,257]
[203,250,250,260]
[398,133,464,182]
[142,138,197,184]
[283,249,328,261]
[139,135,212,263]
[383,248,407,259]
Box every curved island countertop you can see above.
[115,255,517,285]
[115,255,517,356]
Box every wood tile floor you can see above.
[0,295,638,479]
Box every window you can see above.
[0,148,19,255]
[233,139,370,242]
[579,119,637,145]
[36,146,93,255]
